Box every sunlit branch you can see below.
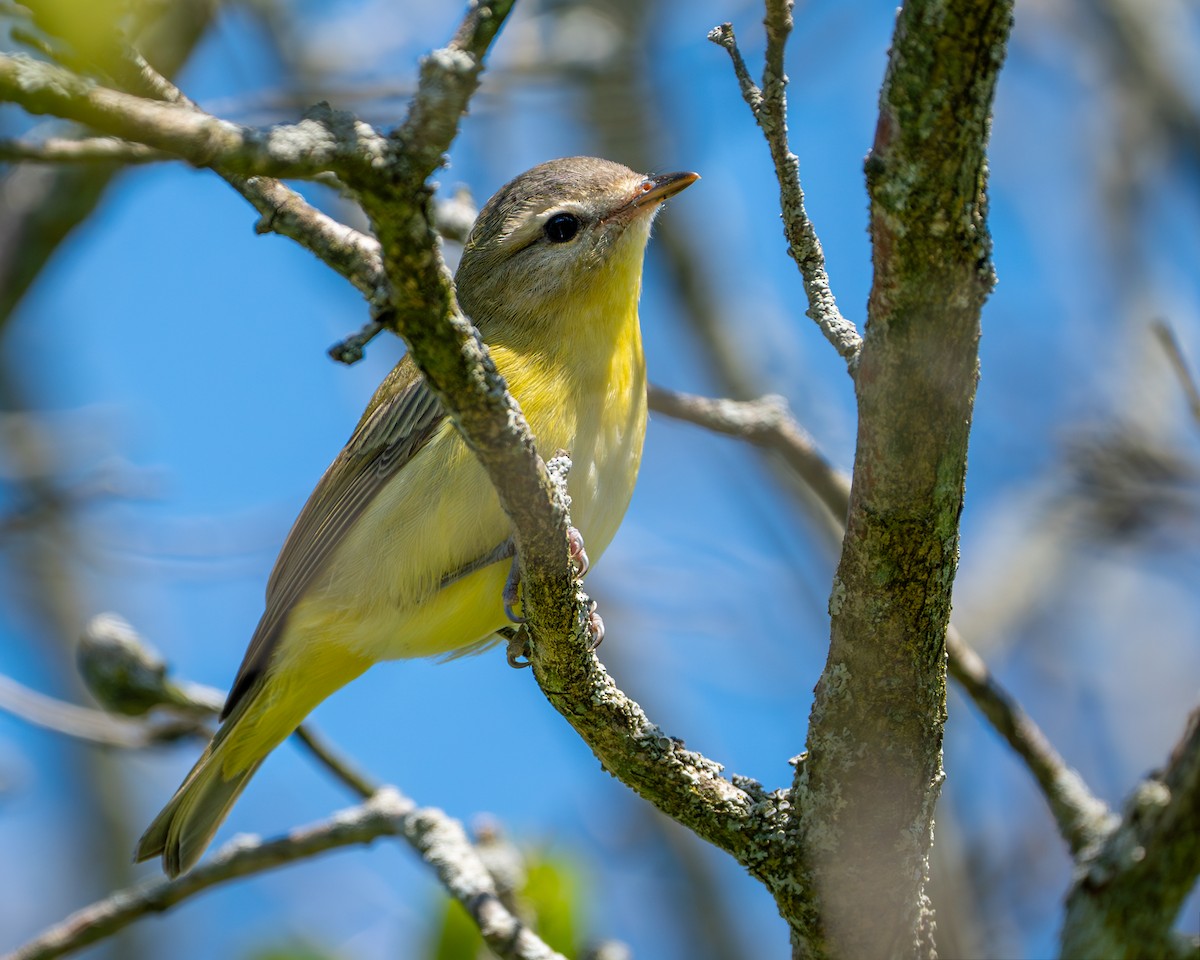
[5,789,567,960]
[648,384,1114,855]
[0,136,168,163]
[708,15,861,371]
[1153,319,1200,427]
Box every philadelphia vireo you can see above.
[135,156,698,877]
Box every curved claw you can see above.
[505,631,531,668]
[585,599,605,649]
[568,526,590,578]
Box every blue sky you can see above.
[2,2,1199,958]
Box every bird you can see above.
[134,156,698,877]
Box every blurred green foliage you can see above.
[428,850,585,959]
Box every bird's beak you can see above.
[604,171,699,223]
[628,170,700,210]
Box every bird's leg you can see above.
[503,555,525,624]
[500,627,531,668]
[503,527,602,662]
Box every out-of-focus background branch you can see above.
[2,1,1199,958]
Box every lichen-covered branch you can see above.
[944,628,1116,855]
[649,385,1117,862]
[530,637,778,873]
[342,0,578,647]
[648,384,850,526]
[4,789,567,960]
[0,53,386,178]
[792,0,1014,956]
[329,1,602,685]
[3,616,557,960]
[1060,706,1200,959]
[341,3,779,878]
[0,136,168,163]
[708,9,861,371]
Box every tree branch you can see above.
[339,0,583,659]
[648,384,849,526]
[943,628,1116,855]
[0,53,387,179]
[708,13,862,371]
[648,385,1116,859]
[1061,706,1200,959]
[1153,318,1200,427]
[112,47,389,304]
[0,136,168,164]
[336,1,785,885]
[528,633,779,874]
[3,788,567,960]
[784,0,1013,952]
[291,724,379,800]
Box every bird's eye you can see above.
[543,212,580,243]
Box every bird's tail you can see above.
[136,636,372,877]
[135,677,286,878]
[134,733,265,878]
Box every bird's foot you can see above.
[503,628,531,668]
[568,526,590,577]
[585,598,605,649]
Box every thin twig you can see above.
[649,385,1113,854]
[0,53,388,179]
[944,628,1116,854]
[708,16,861,371]
[0,136,168,164]
[328,317,385,364]
[706,23,761,115]
[291,725,379,799]
[1152,319,1200,427]
[119,47,388,302]
[0,674,204,747]
[4,788,567,960]
[648,384,848,524]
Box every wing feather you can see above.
[221,357,446,719]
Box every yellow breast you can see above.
[492,308,647,561]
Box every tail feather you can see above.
[135,742,263,878]
[136,637,371,877]
[135,680,275,878]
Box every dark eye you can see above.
[543,212,580,243]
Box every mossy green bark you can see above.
[792,2,1013,957]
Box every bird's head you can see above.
[455,157,697,337]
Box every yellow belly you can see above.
[276,314,647,667]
